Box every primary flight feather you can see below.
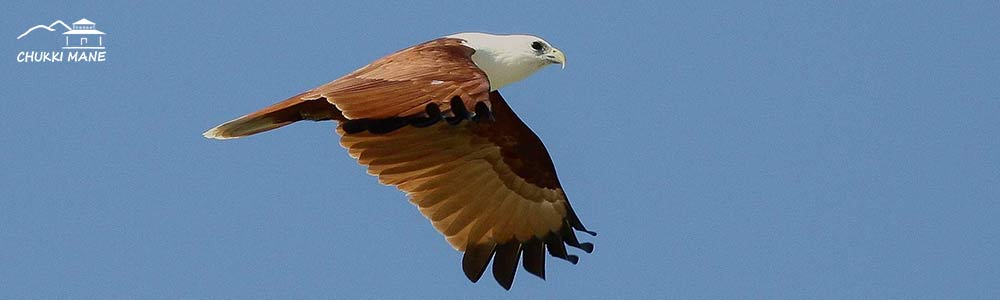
[203,32,593,290]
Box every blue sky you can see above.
[2,1,998,299]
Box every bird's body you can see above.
[204,32,592,290]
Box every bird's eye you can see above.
[531,41,544,51]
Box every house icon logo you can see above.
[62,18,105,49]
[16,18,108,63]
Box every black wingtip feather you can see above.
[563,202,596,236]
[491,243,521,290]
[462,243,496,283]
[566,255,580,265]
[561,224,594,253]
[545,236,573,263]
[521,239,546,280]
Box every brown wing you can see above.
[203,91,344,139]
[300,38,491,120]
[338,91,594,290]
[203,37,489,140]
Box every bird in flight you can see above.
[203,32,594,290]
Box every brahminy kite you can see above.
[203,32,594,290]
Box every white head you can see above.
[447,32,566,91]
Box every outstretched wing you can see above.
[203,38,491,139]
[303,38,491,120]
[338,91,594,290]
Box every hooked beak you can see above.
[546,48,566,69]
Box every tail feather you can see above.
[203,93,343,140]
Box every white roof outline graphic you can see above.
[64,18,104,35]
[73,18,95,25]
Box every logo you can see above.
[16,18,107,63]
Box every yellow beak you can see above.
[549,48,566,69]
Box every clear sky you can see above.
[3,1,998,299]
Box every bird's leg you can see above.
[445,96,469,125]
[471,102,494,122]
[408,103,442,127]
